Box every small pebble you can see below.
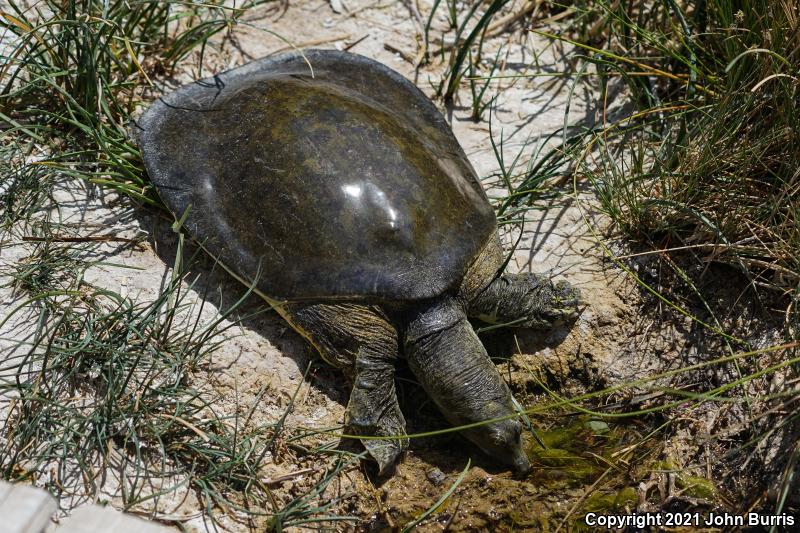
[427,468,446,486]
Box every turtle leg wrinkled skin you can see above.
[281,303,408,475]
[403,296,532,474]
[279,236,580,477]
[464,235,582,329]
[399,234,580,474]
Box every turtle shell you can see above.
[138,50,496,302]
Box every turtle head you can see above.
[404,297,533,476]
[461,405,531,476]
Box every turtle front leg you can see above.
[461,234,581,330]
[468,272,582,329]
[347,343,408,473]
[282,303,408,475]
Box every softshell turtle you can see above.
[138,49,580,475]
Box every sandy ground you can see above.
[1,0,794,531]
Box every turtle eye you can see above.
[490,432,507,447]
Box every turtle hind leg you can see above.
[282,303,408,475]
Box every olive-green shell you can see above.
[138,50,496,302]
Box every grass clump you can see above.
[0,236,359,529]
[6,240,91,298]
[537,2,800,508]
[0,238,252,505]
[0,0,270,221]
[559,0,800,292]
[422,0,541,114]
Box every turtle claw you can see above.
[347,402,408,476]
[362,437,407,476]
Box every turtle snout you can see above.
[508,421,531,476]
[466,418,532,475]
[512,447,532,477]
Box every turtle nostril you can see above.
[513,452,532,476]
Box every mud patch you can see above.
[348,415,658,531]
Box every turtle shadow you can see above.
[480,323,575,365]
[137,208,350,406]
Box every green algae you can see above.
[676,475,717,499]
[583,486,639,513]
[653,460,717,500]
[525,417,628,487]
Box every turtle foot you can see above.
[470,272,582,329]
[362,434,407,476]
[347,387,408,476]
